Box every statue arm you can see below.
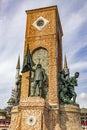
[31,68,35,72]
[42,69,47,82]
[31,70,35,82]
[68,78,78,86]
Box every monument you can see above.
[9,6,82,130]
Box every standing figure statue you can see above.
[67,72,79,104]
[59,70,72,104]
[31,63,47,97]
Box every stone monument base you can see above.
[60,104,82,130]
[9,97,61,130]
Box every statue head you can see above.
[36,63,42,69]
[61,70,65,74]
[75,72,79,78]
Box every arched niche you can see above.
[29,47,49,99]
[32,47,49,75]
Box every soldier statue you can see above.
[31,63,47,97]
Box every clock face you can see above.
[36,19,44,27]
[32,16,49,31]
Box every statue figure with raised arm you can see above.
[59,70,79,105]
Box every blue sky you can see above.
[0,0,87,108]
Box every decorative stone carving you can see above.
[32,16,49,31]
[26,115,36,126]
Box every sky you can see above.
[0,0,87,109]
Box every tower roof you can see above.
[64,55,68,69]
[16,55,20,69]
[26,5,63,36]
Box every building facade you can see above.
[0,109,10,130]
[81,108,87,130]
[0,57,21,130]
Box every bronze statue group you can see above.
[21,46,79,105]
[59,70,79,105]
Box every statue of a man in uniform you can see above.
[31,63,46,97]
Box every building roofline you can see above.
[25,5,63,36]
[26,5,57,13]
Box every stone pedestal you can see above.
[20,97,49,130]
[9,106,21,130]
[9,97,62,130]
[60,104,83,130]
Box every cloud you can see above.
[70,61,87,72]
[77,93,87,108]
[0,85,11,108]
[63,13,84,36]
[79,93,87,100]
[61,2,87,62]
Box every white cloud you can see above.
[77,93,87,108]
[70,61,87,72]
[63,13,84,36]
[79,93,87,100]
[62,2,87,62]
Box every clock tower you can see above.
[9,6,63,130]
[9,5,82,130]
[20,5,63,105]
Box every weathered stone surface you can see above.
[9,106,21,130]
[9,97,62,130]
[20,5,63,105]
[20,71,30,101]
[60,104,83,130]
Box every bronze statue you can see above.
[59,70,73,104]
[67,72,79,104]
[21,45,48,98]
[59,70,79,105]
[31,63,47,97]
